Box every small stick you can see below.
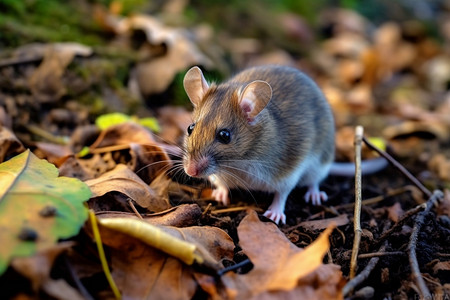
[201,203,212,217]
[127,198,144,220]
[375,204,425,246]
[358,251,404,259]
[408,190,443,299]
[350,126,364,279]
[343,244,386,296]
[362,136,432,198]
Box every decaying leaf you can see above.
[204,211,344,299]
[86,164,170,212]
[90,211,234,299]
[298,214,349,231]
[90,122,155,149]
[11,242,74,291]
[0,125,25,163]
[27,43,92,103]
[0,150,91,275]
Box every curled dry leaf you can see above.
[59,152,117,181]
[86,164,170,212]
[386,202,405,223]
[428,154,450,182]
[208,211,343,300]
[91,215,234,299]
[90,121,155,149]
[129,142,172,184]
[298,214,349,231]
[27,43,92,103]
[157,106,193,145]
[11,242,75,291]
[107,14,212,96]
[96,203,202,227]
[0,125,25,163]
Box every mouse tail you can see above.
[328,157,388,177]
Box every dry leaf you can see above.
[208,211,343,299]
[90,122,155,149]
[86,164,170,212]
[298,214,349,231]
[92,216,234,300]
[11,242,74,291]
[128,143,172,184]
[428,154,450,182]
[96,204,202,227]
[386,202,404,223]
[0,125,25,163]
[28,43,92,103]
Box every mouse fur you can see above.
[183,65,336,224]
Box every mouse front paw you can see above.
[211,186,230,205]
[263,209,286,224]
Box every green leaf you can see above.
[138,117,161,133]
[95,112,131,130]
[95,112,161,132]
[0,150,91,275]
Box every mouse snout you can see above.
[184,156,210,177]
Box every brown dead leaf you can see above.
[298,214,349,231]
[41,279,85,300]
[11,242,74,292]
[27,43,92,103]
[157,106,193,145]
[209,211,343,300]
[0,125,25,163]
[107,14,212,97]
[34,142,72,165]
[90,122,155,149]
[428,154,450,182]
[86,164,170,212]
[387,202,404,223]
[59,153,117,181]
[129,143,172,184]
[96,204,202,227]
[432,261,450,275]
[92,217,234,300]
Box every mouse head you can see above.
[182,66,272,179]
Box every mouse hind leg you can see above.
[300,160,331,206]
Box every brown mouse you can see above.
[182,65,384,224]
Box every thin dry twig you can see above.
[362,136,432,198]
[343,244,387,296]
[408,190,443,299]
[350,125,364,279]
[127,198,144,220]
[358,251,404,259]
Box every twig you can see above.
[344,222,391,296]
[362,136,432,198]
[350,126,364,279]
[343,244,386,296]
[375,204,425,246]
[127,198,143,220]
[335,186,415,210]
[358,251,404,259]
[211,206,263,214]
[408,190,443,299]
[217,258,252,277]
[201,203,212,217]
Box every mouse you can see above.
[182,65,386,224]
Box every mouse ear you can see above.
[238,80,272,124]
[183,66,209,107]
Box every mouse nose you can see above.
[185,157,209,177]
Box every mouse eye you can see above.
[187,123,195,136]
[217,129,231,144]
